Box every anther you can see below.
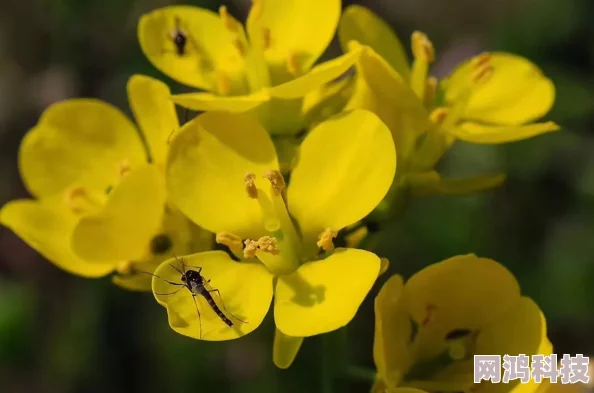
[257,236,279,254]
[250,0,263,21]
[287,52,299,76]
[424,76,438,106]
[217,71,231,95]
[262,28,271,50]
[216,232,243,256]
[316,228,337,251]
[429,107,449,125]
[263,169,285,195]
[218,6,237,33]
[244,172,258,199]
[233,38,246,56]
[471,53,493,84]
[411,31,435,63]
[243,236,280,258]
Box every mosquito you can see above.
[144,256,247,339]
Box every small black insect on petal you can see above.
[150,234,173,255]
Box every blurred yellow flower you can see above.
[0,75,212,290]
[373,254,551,393]
[153,109,396,367]
[337,5,560,198]
[137,0,361,135]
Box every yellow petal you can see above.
[19,99,146,198]
[475,297,551,393]
[274,248,380,337]
[127,75,179,166]
[247,97,305,135]
[246,0,340,75]
[407,171,507,197]
[302,75,355,128]
[339,5,410,79]
[403,254,521,334]
[345,44,430,165]
[138,6,248,93]
[287,109,396,240]
[0,200,114,277]
[444,53,555,125]
[449,121,560,144]
[152,252,274,341]
[267,49,361,99]
[112,208,207,292]
[374,275,413,388]
[167,112,279,238]
[71,165,166,261]
[273,329,304,369]
[171,90,270,113]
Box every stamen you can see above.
[250,0,263,21]
[233,38,246,56]
[217,71,231,95]
[287,52,299,76]
[63,186,104,215]
[257,236,280,254]
[470,53,493,84]
[244,172,258,199]
[411,31,435,63]
[429,107,449,125]
[424,76,438,107]
[263,169,285,195]
[243,239,259,258]
[218,6,238,33]
[262,28,271,50]
[216,232,244,258]
[316,228,337,251]
[410,31,435,101]
[243,236,280,258]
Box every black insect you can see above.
[169,16,188,56]
[147,256,246,339]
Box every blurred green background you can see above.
[1,0,593,392]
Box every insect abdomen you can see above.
[203,293,233,327]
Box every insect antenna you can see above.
[137,270,184,287]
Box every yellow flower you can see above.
[373,254,551,393]
[152,109,396,368]
[337,5,560,197]
[0,75,212,289]
[137,0,361,135]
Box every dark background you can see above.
[0,0,593,392]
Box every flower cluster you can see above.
[1,0,560,378]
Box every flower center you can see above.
[239,170,302,274]
[150,233,173,255]
[62,186,106,216]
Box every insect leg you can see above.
[191,294,202,339]
[137,271,184,287]
[208,288,248,324]
[154,286,185,296]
